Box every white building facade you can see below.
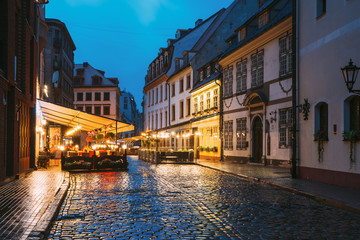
[298,0,360,189]
[73,62,120,121]
[219,0,293,165]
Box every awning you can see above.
[37,99,134,133]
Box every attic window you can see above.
[76,68,84,76]
[238,27,246,42]
[258,11,269,29]
[92,76,102,85]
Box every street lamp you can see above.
[341,59,360,93]
[34,0,49,3]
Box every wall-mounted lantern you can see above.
[341,59,360,93]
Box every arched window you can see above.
[315,102,328,135]
[344,96,360,132]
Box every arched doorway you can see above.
[252,116,263,163]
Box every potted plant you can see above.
[197,146,204,151]
[314,130,328,162]
[343,130,360,165]
[97,134,104,141]
[106,132,115,140]
[211,146,218,152]
[205,146,211,152]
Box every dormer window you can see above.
[183,53,189,66]
[238,27,246,42]
[175,59,181,71]
[76,68,84,76]
[258,11,269,29]
[92,75,102,85]
[200,70,203,81]
[206,66,211,78]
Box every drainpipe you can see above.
[291,0,298,178]
[215,76,223,161]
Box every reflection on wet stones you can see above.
[48,156,360,239]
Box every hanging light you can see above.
[34,0,49,4]
[341,59,360,93]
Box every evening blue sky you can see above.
[46,0,234,109]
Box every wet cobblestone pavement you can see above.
[48,156,360,239]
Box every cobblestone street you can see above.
[48,157,360,239]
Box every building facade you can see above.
[0,0,42,181]
[298,0,360,189]
[143,11,223,151]
[73,62,121,121]
[44,18,76,107]
[119,90,142,138]
[219,0,293,165]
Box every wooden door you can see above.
[252,117,263,163]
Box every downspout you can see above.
[291,0,298,178]
[215,77,223,161]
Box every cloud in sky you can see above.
[126,0,171,25]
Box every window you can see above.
[236,118,247,149]
[86,92,92,101]
[124,97,128,109]
[94,106,101,115]
[213,89,218,108]
[224,121,233,150]
[186,98,191,116]
[160,112,163,129]
[103,105,110,115]
[223,66,233,97]
[172,83,175,97]
[165,110,168,127]
[206,92,211,110]
[76,105,83,111]
[152,114,154,130]
[279,108,293,147]
[148,115,150,130]
[236,58,247,93]
[104,92,110,101]
[179,78,184,93]
[95,92,101,101]
[77,92,83,101]
[345,96,360,132]
[164,85,168,100]
[251,50,264,88]
[156,88,158,103]
[148,92,150,107]
[279,35,292,76]
[315,102,328,136]
[186,75,191,89]
[193,97,198,115]
[316,0,326,18]
[92,76,101,85]
[200,70,203,81]
[180,100,184,118]
[160,85,163,102]
[172,104,175,121]
[206,66,211,78]
[258,11,269,28]
[156,113,158,129]
[183,54,189,66]
[238,27,246,42]
[175,59,180,71]
[85,105,92,113]
[152,89,154,105]
[200,95,204,112]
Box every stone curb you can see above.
[27,172,70,239]
[195,163,360,214]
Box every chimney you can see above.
[83,62,89,67]
[195,19,203,27]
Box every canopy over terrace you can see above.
[37,99,134,133]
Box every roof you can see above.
[191,72,221,93]
[74,63,119,87]
[45,18,76,50]
[220,0,291,60]
[37,99,134,133]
